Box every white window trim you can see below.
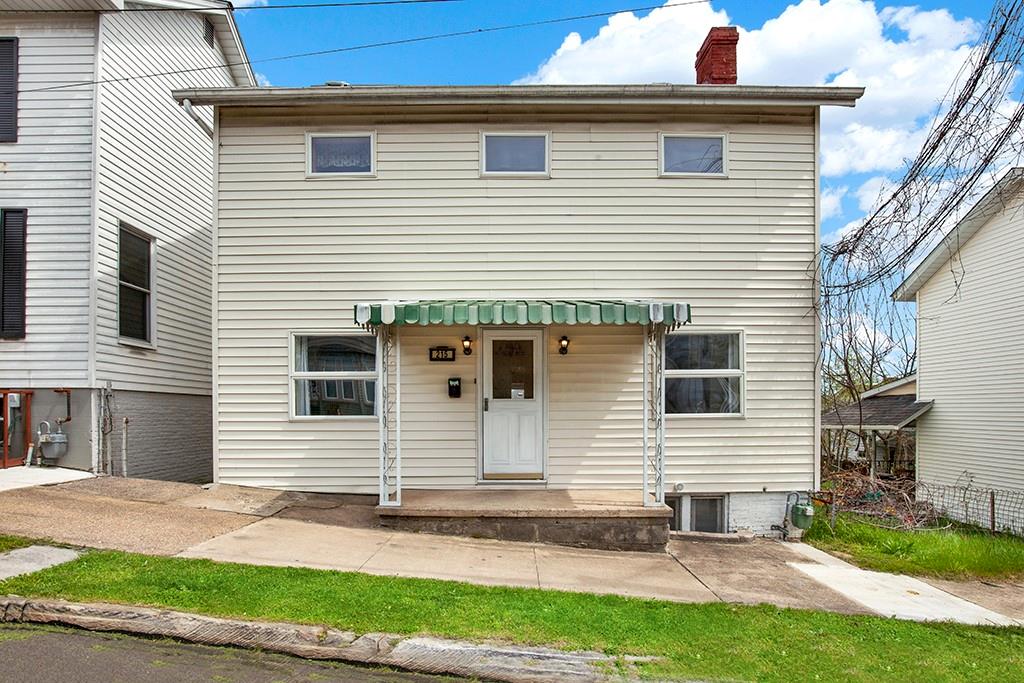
[305,131,377,178]
[116,222,157,350]
[288,330,378,421]
[659,132,728,178]
[665,328,745,418]
[480,131,551,177]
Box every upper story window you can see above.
[660,134,726,176]
[118,224,154,345]
[481,133,549,176]
[0,38,18,143]
[0,208,27,340]
[306,132,375,177]
[665,332,743,415]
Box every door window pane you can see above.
[484,135,547,173]
[663,136,724,174]
[310,135,372,174]
[295,335,375,372]
[665,377,741,414]
[492,339,534,399]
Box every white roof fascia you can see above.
[859,374,917,400]
[893,167,1024,302]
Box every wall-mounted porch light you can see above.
[559,336,570,355]
[462,336,473,355]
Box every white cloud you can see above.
[255,72,272,87]
[821,185,848,220]
[855,175,891,212]
[516,0,980,178]
[232,0,268,7]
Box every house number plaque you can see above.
[429,346,456,362]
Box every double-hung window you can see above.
[660,134,726,176]
[291,334,377,418]
[118,224,154,345]
[665,332,743,415]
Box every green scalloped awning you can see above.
[354,300,690,327]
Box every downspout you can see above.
[181,99,214,139]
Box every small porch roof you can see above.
[821,395,934,431]
[355,300,691,327]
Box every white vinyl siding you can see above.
[915,186,1024,491]
[215,111,818,494]
[0,14,95,387]
[92,8,234,394]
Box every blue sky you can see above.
[234,0,999,237]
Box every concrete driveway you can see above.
[0,476,1020,626]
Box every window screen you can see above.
[483,134,547,173]
[662,136,724,174]
[118,226,152,342]
[691,497,724,533]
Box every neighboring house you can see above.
[821,374,930,477]
[0,1,254,481]
[894,167,1024,493]
[173,28,863,537]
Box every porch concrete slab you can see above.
[178,517,388,572]
[790,563,1021,626]
[0,545,80,580]
[923,578,1024,621]
[0,466,93,492]
[669,539,870,614]
[361,532,540,588]
[274,502,381,529]
[535,545,715,602]
[389,489,668,518]
[54,476,202,503]
[0,486,254,555]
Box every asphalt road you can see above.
[0,624,453,683]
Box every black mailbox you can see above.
[448,377,461,398]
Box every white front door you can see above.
[482,329,544,479]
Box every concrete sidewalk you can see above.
[0,477,1021,626]
[0,466,93,492]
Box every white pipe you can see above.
[181,98,214,139]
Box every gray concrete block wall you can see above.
[102,390,212,483]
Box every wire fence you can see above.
[818,470,1024,537]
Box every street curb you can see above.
[0,596,650,682]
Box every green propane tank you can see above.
[791,503,815,530]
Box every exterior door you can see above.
[482,329,544,479]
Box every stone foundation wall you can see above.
[379,514,670,552]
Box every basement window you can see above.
[291,333,377,418]
[660,134,726,176]
[690,496,725,533]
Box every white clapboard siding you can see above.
[216,112,818,493]
[0,14,95,387]
[915,189,1024,491]
[91,8,234,395]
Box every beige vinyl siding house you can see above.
[894,168,1024,493]
[0,0,253,480]
[182,68,862,535]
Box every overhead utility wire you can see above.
[2,0,462,12]
[16,0,712,94]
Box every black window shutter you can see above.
[0,38,17,143]
[0,209,27,339]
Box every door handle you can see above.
[483,398,489,412]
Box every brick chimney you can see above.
[695,26,739,85]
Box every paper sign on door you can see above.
[511,383,526,400]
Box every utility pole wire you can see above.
[12,0,711,94]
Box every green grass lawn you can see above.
[1,547,1022,682]
[804,510,1024,580]
[0,535,33,554]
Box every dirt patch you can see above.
[53,477,202,504]
[924,577,1024,621]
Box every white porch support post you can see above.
[378,324,401,506]
[643,323,667,506]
